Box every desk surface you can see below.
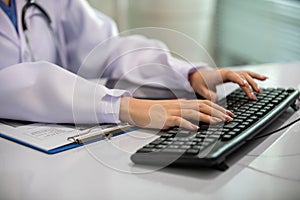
[1,63,300,200]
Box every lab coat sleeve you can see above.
[0,61,130,124]
[59,0,209,92]
[93,36,210,92]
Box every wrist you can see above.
[188,70,201,88]
[119,96,132,123]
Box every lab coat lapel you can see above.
[0,8,19,45]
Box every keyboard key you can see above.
[180,145,192,149]
[162,149,186,154]
[192,145,205,150]
[173,141,185,145]
[221,134,233,141]
[224,122,239,128]
[137,148,156,153]
[186,149,200,155]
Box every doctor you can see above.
[0,0,267,130]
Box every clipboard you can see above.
[0,119,136,154]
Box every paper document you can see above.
[0,119,133,153]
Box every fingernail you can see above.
[226,110,235,117]
[251,92,257,100]
[255,86,263,94]
[190,124,199,130]
[213,117,222,123]
[257,86,263,93]
[225,115,233,121]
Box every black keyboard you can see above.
[131,88,300,170]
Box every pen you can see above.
[67,123,133,144]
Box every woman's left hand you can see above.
[189,68,268,101]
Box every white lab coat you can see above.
[0,0,206,124]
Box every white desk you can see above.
[1,63,300,200]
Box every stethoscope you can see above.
[21,0,65,65]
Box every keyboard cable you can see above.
[241,99,300,181]
[246,97,300,142]
[246,117,300,142]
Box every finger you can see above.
[178,100,234,117]
[165,116,198,130]
[244,73,262,93]
[180,109,232,123]
[246,71,268,81]
[221,70,264,99]
[220,69,246,86]
[197,87,218,102]
[201,100,234,116]
[226,72,256,100]
[240,79,257,100]
[197,104,234,121]
[196,113,223,124]
[230,73,248,87]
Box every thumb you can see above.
[198,88,218,102]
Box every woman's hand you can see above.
[189,68,268,101]
[119,97,234,130]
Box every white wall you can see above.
[87,0,216,63]
[87,0,116,19]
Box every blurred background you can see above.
[87,0,300,67]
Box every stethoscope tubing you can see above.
[21,0,66,66]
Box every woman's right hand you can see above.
[119,97,234,130]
